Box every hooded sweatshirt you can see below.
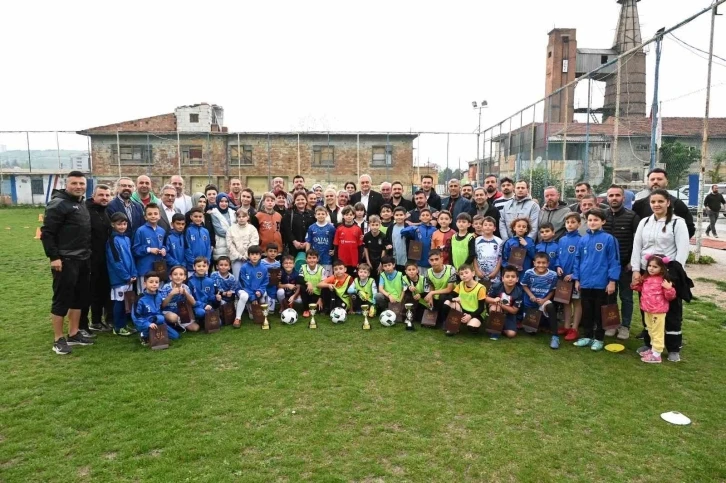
[499,196,540,242]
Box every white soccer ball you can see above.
[330,307,347,324]
[379,310,397,327]
[281,308,299,325]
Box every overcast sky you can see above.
[1,0,724,171]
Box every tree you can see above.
[659,140,701,188]
[709,151,726,183]
[518,167,563,202]
[438,168,464,184]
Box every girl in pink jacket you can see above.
[631,254,677,364]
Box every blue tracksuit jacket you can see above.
[239,261,269,302]
[185,224,212,270]
[133,290,180,339]
[556,230,581,275]
[502,236,536,273]
[165,230,186,269]
[261,258,282,298]
[401,223,436,268]
[573,229,621,289]
[211,271,241,303]
[132,222,167,276]
[535,240,560,270]
[188,274,217,308]
[106,231,137,288]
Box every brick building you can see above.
[78,103,418,195]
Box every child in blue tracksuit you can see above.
[260,243,282,311]
[132,203,167,293]
[106,212,138,336]
[572,209,620,351]
[211,256,244,323]
[306,206,337,275]
[165,213,186,268]
[160,264,201,332]
[239,245,269,320]
[535,222,559,270]
[556,213,583,341]
[502,218,536,273]
[133,272,180,343]
[277,255,301,313]
[401,208,436,272]
[185,207,213,272]
[187,256,218,326]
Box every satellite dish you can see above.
[535,156,543,165]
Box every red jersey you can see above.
[334,223,363,267]
[431,228,455,265]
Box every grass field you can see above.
[1,207,726,482]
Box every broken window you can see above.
[112,145,152,165]
[229,145,253,166]
[182,146,204,165]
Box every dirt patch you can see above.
[685,263,726,310]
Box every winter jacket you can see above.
[185,224,213,270]
[226,223,260,263]
[422,189,442,211]
[630,215,690,272]
[499,196,541,242]
[633,193,695,238]
[441,195,472,221]
[41,190,91,261]
[165,230,186,269]
[132,222,167,276]
[631,275,676,313]
[133,291,164,331]
[603,207,640,267]
[85,198,111,267]
[704,191,726,212]
[256,210,283,250]
[188,274,217,308]
[535,240,559,270]
[281,209,316,256]
[401,223,437,268]
[556,230,581,275]
[538,204,570,241]
[106,196,145,236]
[106,231,137,288]
[210,208,236,260]
[239,261,269,302]
[573,229,620,289]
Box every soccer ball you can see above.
[281,308,298,325]
[379,310,397,327]
[330,307,347,324]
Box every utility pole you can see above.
[650,28,665,170]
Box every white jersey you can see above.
[475,235,503,282]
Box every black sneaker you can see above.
[78,329,97,339]
[53,337,72,355]
[67,332,95,346]
[635,330,646,340]
[88,323,109,332]
[140,337,149,347]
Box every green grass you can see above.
[1,208,726,482]
[695,277,726,292]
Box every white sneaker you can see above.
[604,328,617,337]
[616,326,630,340]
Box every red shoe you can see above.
[557,327,569,335]
[303,311,311,318]
[564,328,578,341]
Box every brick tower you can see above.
[544,28,577,124]
[603,0,647,121]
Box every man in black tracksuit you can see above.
[41,171,95,355]
[632,168,696,238]
[704,184,725,237]
[603,185,640,340]
[80,184,113,333]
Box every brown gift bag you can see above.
[124,290,137,315]
[388,301,405,322]
[177,300,192,325]
[251,303,265,324]
[601,304,621,331]
[149,324,169,350]
[204,308,221,333]
[508,246,526,270]
[486,307,505,335]
[553,280,574,304]
[421,308,438,327]
[407,240,423,261]
[153,260,168,282]
[268,268,281,287]
[444,308,464,334]
[481,279,492,292]
[522,307,541,331]
[220,302,236,326]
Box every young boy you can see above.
[521,252,560,348]
[451,213,476,271]
[385,207,409,272]
[402,261,426,321]
[375,255,406,311]
[347,263,378,315]
[472,214,485,237]
[535,222,559,270]
[298,249,326,317]
[211,256,242,324]
[277,254,301,313]
[306,206,337,276]
[133,271,180,345]
[572,209,621,351]
[485,265,524,340]
[379,204,393,235]
[260,243,282,312]
[185,207,212,273]
[557,213,583,341]
[318,260,354,310]
[474,216,502,283]
[430,210,455,266]
[160,265,201,332]
[353,202,369,235]
[363,215,387,274]
[256,192,283,251]
[163,213,184,266]
[132,203,167,293]
[334,206,363,277]
[444,264,488,336]
[421,249,456,326]
[239,245,269,321]
[188,256,218,326]
[401,208,436,274]
[106,212,138,336]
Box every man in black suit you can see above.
[349,174,385,217]
[157,184,181,232]
[632,168,695,238]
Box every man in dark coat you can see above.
[632,168,695,238]
[349,174,385,217]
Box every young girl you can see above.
[226,209,260,281]
[502,218,536,273]
[160,265,201,332]
[630,254,677,364]
[353,202,369,235]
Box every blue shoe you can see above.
[490,333,500,341]
[573,338,592,347]
[591,340,605,352]
[550,335,560,350]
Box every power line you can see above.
[669,32,726,64]
[667,35,726,69]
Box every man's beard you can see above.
[486,186,496,194]
[120,191,131,200]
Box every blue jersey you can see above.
[535,240,559,270]
[573,229,621,289]
[305,223,336,265]
[502,236,536,272]
[106,231,137,288]
[188,274,217,307]
[520,268,558,308]
[159,282,192,312]
[165,230,186,269]
[132,222,167,276]
[487,282,523,325]
[185,224,212,270]
[211,271,240,302]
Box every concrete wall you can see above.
[175,105,214,132]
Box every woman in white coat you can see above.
[227,209,260,280]
[210,193,236,263]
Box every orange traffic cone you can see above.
[38,214,44,222]
[34,227,42,240]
